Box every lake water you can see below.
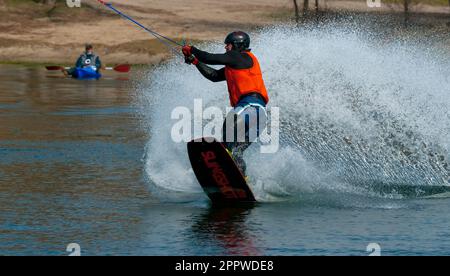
[1,20,450,257]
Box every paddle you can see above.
[109,64,131,73]
[45,64,131,73]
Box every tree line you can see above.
[292,0,450,25]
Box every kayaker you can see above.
[63,44,102,76]
[182,31,269,175]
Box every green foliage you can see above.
[369,0,447,6]
[5,0,64,8]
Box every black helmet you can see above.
[224,31,250,51]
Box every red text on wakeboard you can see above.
[201,151,247,199]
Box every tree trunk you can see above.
[315,0,319,13]
[404,0,409,27]
[293,0,300,23]
[303,0,309,17]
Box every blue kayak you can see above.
[72,67,101,80]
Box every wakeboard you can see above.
[187,137,256,204]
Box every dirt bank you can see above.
[0,0,448,65]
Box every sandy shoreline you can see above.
[0,0,449,65]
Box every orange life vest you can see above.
[224,51,269,107]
